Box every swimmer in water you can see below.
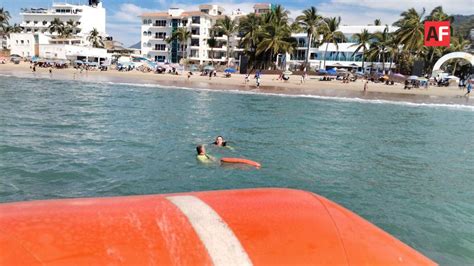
[212,136,234,150]
[196,145,214,163]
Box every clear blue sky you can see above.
[1,0,471,47]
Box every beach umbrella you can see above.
[224,68,237,73]
[407,75,418,80]
[327,68,337,75]
[392,73,405,79]
[283,70,293,75]
[203,65,215,71]
[189,65,199,71]
[317,69,327,74]
[417,77,428,82]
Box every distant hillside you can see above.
[452,14,474,38]
[129,41,141,49]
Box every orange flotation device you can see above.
[0,188,436,265]
[220,157,261,168]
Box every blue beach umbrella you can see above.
[327,68,337,75]
[224,68,236,73]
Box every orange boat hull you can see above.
[0,188,436,265]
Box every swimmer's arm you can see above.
[226,146,235,151]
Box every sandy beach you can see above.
[1,62,472,106]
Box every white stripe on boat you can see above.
[166,195,252,266]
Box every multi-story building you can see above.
[288,25,399,71]
[9,0,109,62]
[19,1,106,38]
[141,3,398,72]
[140,5,244,65]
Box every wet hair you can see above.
[213,136,227,146]
[196,145,205,154]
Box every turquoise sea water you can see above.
[0,76,473,264]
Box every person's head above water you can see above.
[196,145,206,155]
[214,136,226,146]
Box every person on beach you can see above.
[465,81,472,97]
[255,71,261,88]
[196,145,214,163]
[363,78,368,91]
[208,70,212,80]
[49,67,52,74]
[245,74,250,84]
[187,71,192,80]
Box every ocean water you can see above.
[0,76,473,264]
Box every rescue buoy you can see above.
[220,157,261,168]
[0,188,436,265]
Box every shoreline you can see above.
[1,63,472,106]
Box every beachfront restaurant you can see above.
[39,44,111,65]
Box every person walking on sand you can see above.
[255,72,261,88]
[465,81,472,97]
[363,78,368,92]
[208,70,212,80]
[244,74,249,85]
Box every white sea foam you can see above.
[101,81,474,112]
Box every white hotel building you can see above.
[288,25,399,71]
[9,0,109,62]
[140,4,246,65]
[140,3,397,71]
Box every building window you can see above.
[154,20,167,27]
[26,20,31,24]
[155,55,165,62]
[155,44,166,50]
[21,40,24,44]
[147,31,152,36]
[33,21,38,24]
[182,20,188,27]
[143,31,147,36]
[192,16,200,24]
[155,32,166,39]
[143,19,147,24]
[42,21,47,25]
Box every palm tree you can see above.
[170,27,191,60]
[393,8,425,55]
[256,5,295,69]
[66,19,80,35]
[351,29,372,72]
[0,8,11,31]
[4,23,23,34]
[238,13,261,69]
[369,26,391,72]
[319,16,345,70]
[48,18,64,36]
[256,21,296,69]
[207,37,217,66]
[425,6,452,22]
[87,28,104,48]
[214,16,237,66]
[295,7,323,69]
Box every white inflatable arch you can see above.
[432,52,474,75]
